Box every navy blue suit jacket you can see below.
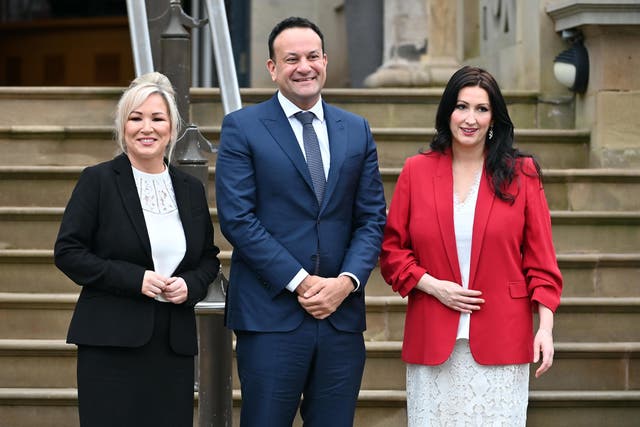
[216,94,386,333]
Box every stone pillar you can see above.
[420,0,460,85]
[581,24,640,168]
[364,0,430,87]
[364,0,461,87]
[547,1,640,168]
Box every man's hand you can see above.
[295,274,323,297]
[297,276,353,319]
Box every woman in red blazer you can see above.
[380,66,562,425]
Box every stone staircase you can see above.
[0,87,639,426]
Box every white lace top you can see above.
[132,165,186,302]
[454,168,482,339]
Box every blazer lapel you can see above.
[468,168,495,289]
[112,154,152,260]
[323,103,347,211]
[434,153,463,284]
[170,166,192,272]
[261,96,316,197]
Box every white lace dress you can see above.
[406,170,529,426]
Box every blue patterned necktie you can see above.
[295,111,326,205]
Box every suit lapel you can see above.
[112,154,152,259]
[323,103,347,211]
[434,153,462,284]
[170,166,192,272]
[468,168,495,289]
[261,96,316,196]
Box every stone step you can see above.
[550,211,640,253]
[0,126,120,167]
[192,88,549,130]
[0,249,233,294]
[0,388,403,427]
[554,253,640,298]
[0,87,547,130]
[2,250,639,298]
[0,207,230,251]
[0,293,76,339]
[365,296,640,343]
[373,128,589,169]
[3,165,639,212]
[0,388,638,427]
[1,292,638,342]
[1,338,637,393]
[538,169,640,211]
[1,206,638,254]
[0,166,85,207]
[0,125,590,170]
[0,87,121,127]
[381,168,640,212]
[0,165,219,207]
[526,391,640,427]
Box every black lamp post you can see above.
[159,2,233,426]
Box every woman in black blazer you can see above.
[54,72,220,427]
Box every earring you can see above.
[488,125,494,140]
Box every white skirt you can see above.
[406,339,529,427]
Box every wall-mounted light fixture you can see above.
[553,32,589,94]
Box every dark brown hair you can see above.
[430,66,541,203]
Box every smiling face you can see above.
[449,85,493,153]
[124,93,171,173]
[267,26,327,110]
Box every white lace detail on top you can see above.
[453,167,482,212]
[132,166,178,214]
[131,165,186,303]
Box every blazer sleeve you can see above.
[379,158,428,297]
[179,177,221,307]
[54,166,147,296]
[339,118,387,288]
[215,112,304,296]
[521,158,563,311]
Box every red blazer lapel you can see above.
[469,169,495,289]
[434,153,462,285]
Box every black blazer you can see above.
[54,153,220,355]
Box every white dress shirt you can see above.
[276,92,360,292]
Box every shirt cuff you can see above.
[286,268,309,292]
[339,272,360,292]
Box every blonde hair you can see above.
[114,72,182,162]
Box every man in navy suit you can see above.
[215,16,386,427]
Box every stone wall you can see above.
[249,0,349,88]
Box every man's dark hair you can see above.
[268,16,325,60]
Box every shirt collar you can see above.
[277,91,324,122]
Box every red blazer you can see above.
[380,151,562,365]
